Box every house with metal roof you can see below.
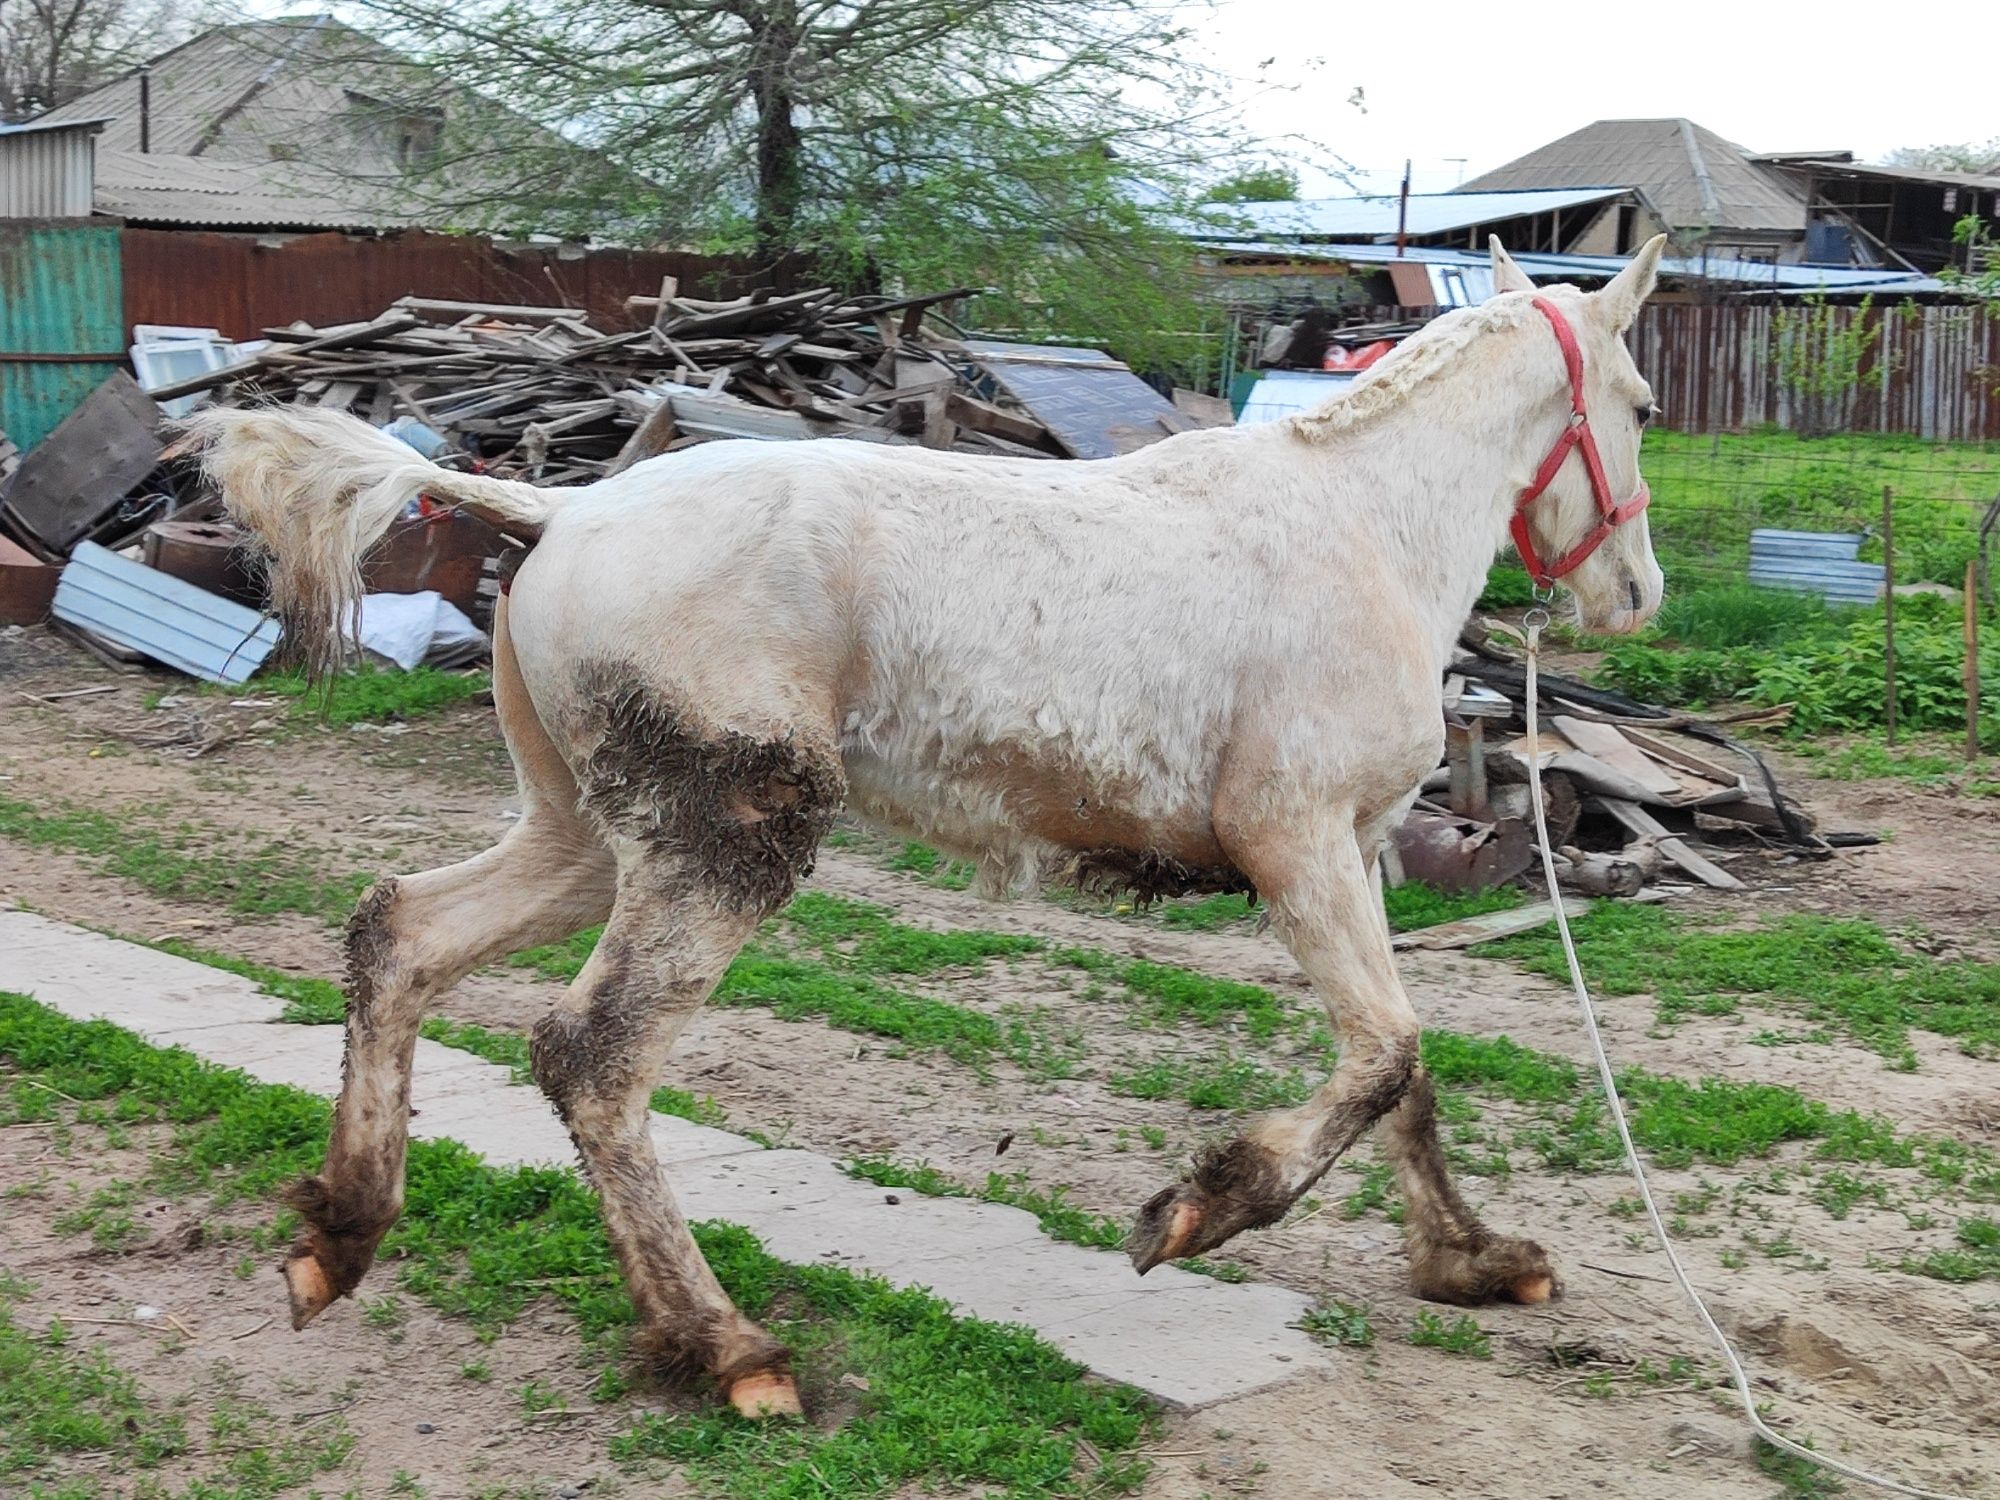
[1459,119,1830,265]
[1749,152,2000,273]
[36,14,618,236]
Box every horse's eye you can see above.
[1636,403,1656,427]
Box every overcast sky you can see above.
[1191,0,1999,196]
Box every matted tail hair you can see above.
[175,406,571,680]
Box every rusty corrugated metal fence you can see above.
[121,228,787,343]
[1629,302,2000,442]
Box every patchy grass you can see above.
[0,994,1156,1499]
[782,891,1044,973]
[0,796,369,922]
[1492,903,2000,1067]
[1407,1311,1491,1358]
[0,1274,357,1497]
[1052,948,1296,1040]
[1299,1299,1375,1348]
[1901,1216,2000,1284]
[161,664,492,726]
[1381,881,1525,934]
[884,841,976,890]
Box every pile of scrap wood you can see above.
[138,287,1205,482]
[1387,629,1840,947]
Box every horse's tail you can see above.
[176,405,574,681]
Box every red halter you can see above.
[1509,296,1651,588]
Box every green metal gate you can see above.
[0,220,125,451]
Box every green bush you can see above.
[1598,591,1998,737]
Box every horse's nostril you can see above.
[1627,579,1643,612]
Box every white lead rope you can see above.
[1520,616,1965,1500]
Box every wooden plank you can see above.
[1616,727,1745,786]
[1597,798,1745,890]
[1391,898,1593,951]
[1550,715,1685,797]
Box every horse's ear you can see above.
[1488,237,1534,295]
[1595,234,1668,330]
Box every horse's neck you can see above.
[1301,376,1544,666]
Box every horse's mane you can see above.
[1286,295,1546,444]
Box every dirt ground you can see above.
[3,626,1997,1499]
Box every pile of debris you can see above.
[1388,630,1838,946]
[141,287,1203,482]
[0,284,1208,677]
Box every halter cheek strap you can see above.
[1509,295,1651,589]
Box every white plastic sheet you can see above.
[357,591,487,671]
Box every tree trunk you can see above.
[750,0,802,278]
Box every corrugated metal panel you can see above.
[1749,530,1885,604]
[53,541,280,683]
[1207,188,1627,242]
[0,221,126,450]
[0,121,100,217]
[120,227,777,342]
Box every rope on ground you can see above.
[1520,614,1965,1500]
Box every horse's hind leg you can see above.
[528,873,790,1414]
[1126,807,1555,1304]
[284,604,616,1328]
[535,694,843,1416]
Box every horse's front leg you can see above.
[1126,806,1555,1306]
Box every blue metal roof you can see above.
[1200,188,1629,243]
[1201,238,1946,294]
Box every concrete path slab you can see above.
[0,908,1330,1407]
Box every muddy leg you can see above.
[283,817,616,1328]
[1129,819,1430,1270]
[1378,1069,1555,1304]
[529,883,797,1416]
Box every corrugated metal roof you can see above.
[1203,187,1627,243]
[0,117,114,136]
[1200,239,1947,294]
[93,148,414,229]
[0,121,99,217]
[1461,119,1806,235]
[53,541,281,683]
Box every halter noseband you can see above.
[1509,295,1651,588]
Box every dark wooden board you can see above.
[0,372,163,553]
[961,340,1188,460]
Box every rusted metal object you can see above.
[1390,811,1533,894]
[0,535,60,624]
[361,510,504,618]
[142,519,264,607]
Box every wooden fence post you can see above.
[1969,559,1984,763]
[1882,487,1897,745]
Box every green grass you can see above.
[781,891,1044,973]
[159,664,492,726]
[0,796,370,922]
[1492,902,2000,1068]
[1789,737,2000,788]
[845,1157,1126,1252]
[1901,1216,2000,1283]
[0,993,1155,1499]
[1052,947,1297,1040]
[1642,428,1995,589]
[419,1017,729,1128]
[1298,1299,1374,1348]
[1407,1310,1490,1358]
[1381,881,1525,934]
[1593,589,1997,738]
[0,1274,358,1498]
[884,841,976,890]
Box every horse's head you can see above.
[1490,235,1667,636]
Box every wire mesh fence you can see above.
[1638,429,1999,598]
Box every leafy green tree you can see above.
[1201,164,1301,203]
[353,0,1264,371]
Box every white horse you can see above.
[186,236,1667,1418]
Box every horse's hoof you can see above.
[1508,1273,1555,1305]
[282,1253,336,1330]
[726,1371,803,1420]
[1128,1194,1203,1274]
